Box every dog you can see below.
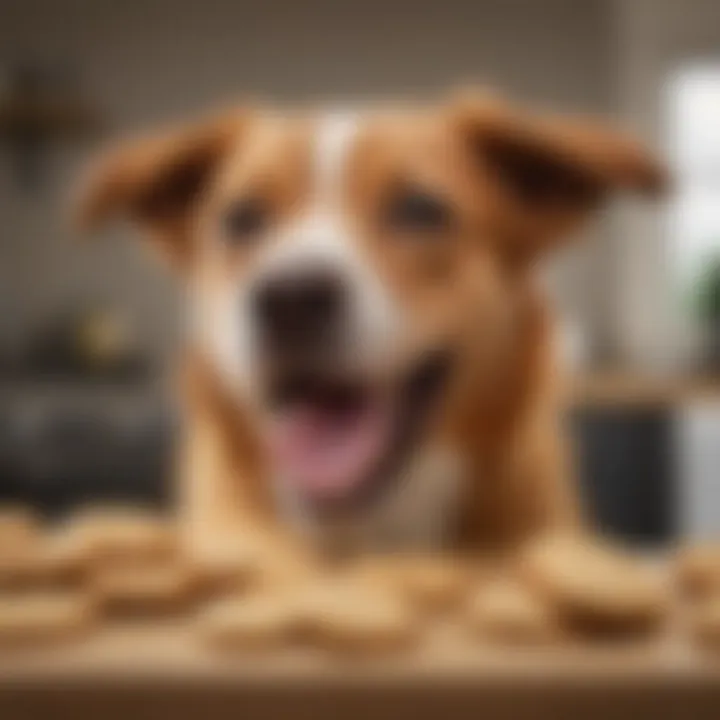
[75,89,666,627]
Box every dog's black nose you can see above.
[254,267,346,350]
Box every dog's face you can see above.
[77,91,664,527]
[194,111,487,398]
[191,109,514,524]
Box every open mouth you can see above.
[265,351,452,513]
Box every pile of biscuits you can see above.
[0,504,207,645]
[1,504,720,655]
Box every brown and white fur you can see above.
[75,89,666,617]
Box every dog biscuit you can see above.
[0,592,95,645]
[519,533,667,636]
[467,577,557,644]
[198,593,302,650]
[0,506,40,549]
[298,578,419,654]
[676,545,720,599]
[689,596,720,650]
[92,561,199,615]
[0,514,92,591]
[355,555,471,613]
[59,506,178,565]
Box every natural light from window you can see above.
[667,65,720,312]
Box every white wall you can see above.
[0,0,613,360]
[611,0,720,370]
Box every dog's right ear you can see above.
[448,90,667,263]
[74,109,250,269]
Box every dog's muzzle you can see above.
[241,252,452,516]
[252,264,348,364]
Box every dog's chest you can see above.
[279,448,467,557]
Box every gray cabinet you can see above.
[572,407,675,545]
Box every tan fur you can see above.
[74,89,667,635]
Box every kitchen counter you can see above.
[1,370,717,409]
[569,371,720,407]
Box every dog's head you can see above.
[76,90,664,520]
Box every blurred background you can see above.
[0,0,718,545]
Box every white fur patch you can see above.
[314,111,361,204]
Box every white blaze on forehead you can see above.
[251,110,362,265]
[312,111,361,206]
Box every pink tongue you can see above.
[269,398,392,501]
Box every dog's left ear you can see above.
[73,109,249,270]
[450,91,667,262]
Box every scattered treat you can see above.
[198,593,303,651]
[0,541,89,591]
[676,545,720,600]
[519,533,667,636]
[0,521,89,591]
[0,506,40,550]
[0,546,38,590]
[298,578,419,654]
[188,541,278,596]
[0,507,42,589]
[466,577,557,644]
[57,506,178,566]
[355,555,471,613]
[186,528,321,598]
[92,561,200,615]
[689,596,720,650]
[0,592,96,645]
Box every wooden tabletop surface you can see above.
[1,619,719,720]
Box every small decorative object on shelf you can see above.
[20,305,150,383]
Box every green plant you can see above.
[695,252,720,327]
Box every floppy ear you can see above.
[74,109,249,269]
[450,91,667,262]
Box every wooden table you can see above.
[1,618,719,720]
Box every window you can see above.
[667,65,720,310]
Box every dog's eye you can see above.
[222,199,268,243]
[385,190,453,234]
